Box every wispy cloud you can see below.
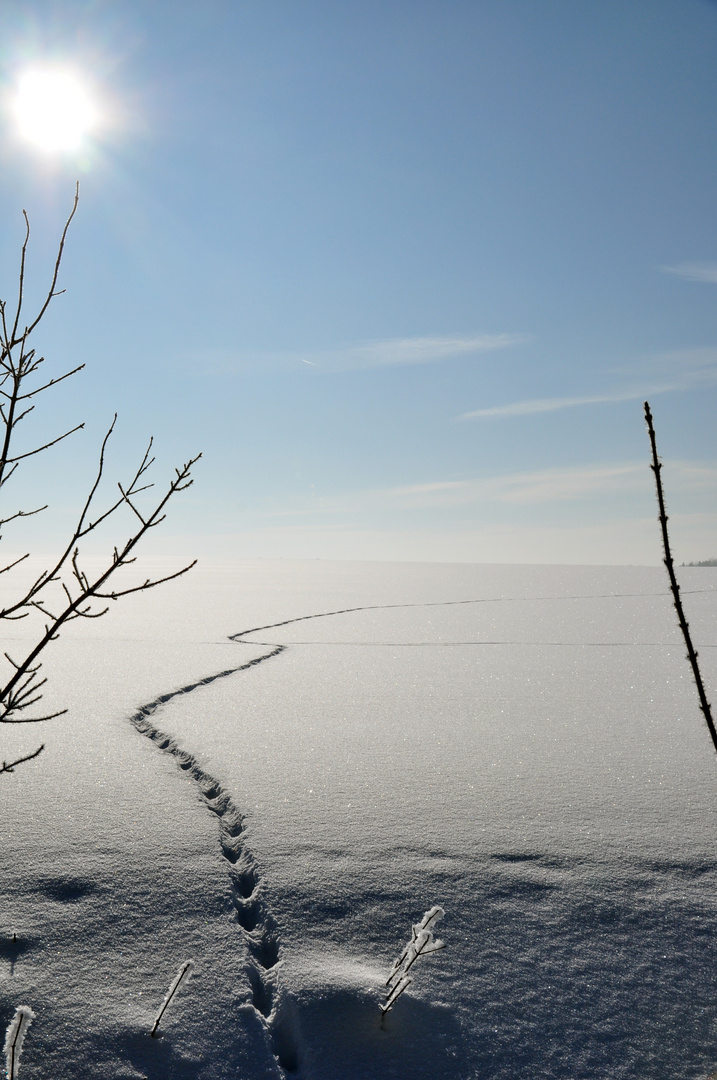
[460,345,717,422]
[661,262,717,284]
[383,480,466,496]
[378,464,645,507]
[261,480,468,517]
[379,460,717,508]
[312,333,528,370]
[188,333,528,374]
[485,463,644,504]
[458,386,675,421]
[255,460,717,526]
[646,347,717,388]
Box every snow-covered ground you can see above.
[2,560,717,1080]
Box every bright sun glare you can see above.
[14,70,96,152]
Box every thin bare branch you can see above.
[1,294,10,348]
[0,462,19,489]
[118,483,147,525]
[0,417,117,620]
[2,709,67,724]
[94,559,198,599]
[12,404,37,425]
[1,744,44,774]
[16,363,85,401]
[31,600,57,620]
[0,505,47,528]
[9,209,31,343]
[0,453,201,720]
[0,552,29,576]
[71,602,110,619]
[15,182,80,343]
[6,421,84,463]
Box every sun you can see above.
[14,69,97,152]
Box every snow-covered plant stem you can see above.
[4,1005,35,1079]
[380,906,446,1025]
[150,960,194,1037]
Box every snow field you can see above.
[1,561,717,1078]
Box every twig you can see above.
[16,183,79,342]
[380,906,446,1025]
[3,1004,36,1079]
[0,452,200,722]
[150,960,194,1037]
[0,744,44,774]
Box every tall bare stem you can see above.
[644,400,717,756]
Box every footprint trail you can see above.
[129,644,302,1076]
[228,586,689,644]
[129,583,707,1074]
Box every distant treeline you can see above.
[682,558,717,567]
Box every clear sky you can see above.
[1,0,716,564]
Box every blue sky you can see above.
[1,0,716,563]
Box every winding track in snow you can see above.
[129,646,302,1076]
[229,587,717,648]
[128,583,717,1074]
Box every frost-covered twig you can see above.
[150,960,194,1037]
[3,1005,35,1079]
[380,906,446,1023]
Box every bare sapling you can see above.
[3,1005,35,1079]
[0,185,200,775]
[644,401,717,756]
[150,960,194,1037]
[380,906,446,1025]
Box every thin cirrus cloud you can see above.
[661,262,717,284]
[258,461,717,522]
[259,466,643,518]
[193,333,528,374]
[458,350,717,421]
[458,386,676,421]
[380,460,717,508]
[380,463,646,507]
[314,333,527,370]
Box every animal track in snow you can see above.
[229,592,717,649]
[129,644,301,1076]
[128,584,705,1072]
[228,586,699,644]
